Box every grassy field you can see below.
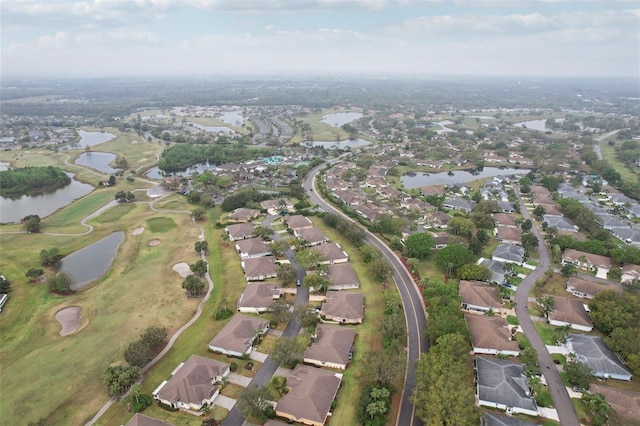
[600,142,639,183]
[0,192,205,425]
[289,110,351,143]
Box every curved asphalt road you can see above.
[514,189,580,426]
[303,163,427,426]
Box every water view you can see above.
[62,130,116,150]
[513,119,563,132]
[305,138,372,149]
[145,160,216,179]
[321,112,363,127]
[401,167,529,188]
[186,122,234,134]
[0,173,94,223]
[58,231,125,290]
[75,152,120,174]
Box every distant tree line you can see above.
[0,166,70,197]
[158,143,272,171]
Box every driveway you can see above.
[514,188,580,426]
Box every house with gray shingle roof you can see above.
[459,280,502,315]
[236,237,271,259]
[237,282,282,313]
[565,277,620,299]
[492,244,525,265]
[152,355,230,411]
[320,291,364,324]
[295,227,329,247]
[126,414,175,426]
[325,263,360,290]
[304,324,356,370]
[466,315,519,357]
[208,314,269,357]
[482,411,536,426]
[566,334,632,381]
[478,258,506,286]
[275,365,342,426]
[225,222,255,241]
[311,243,348,265]
[543,215,578,232]
[475,357,538,417]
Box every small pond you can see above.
[219,111,244,126]
[0,173,94,223]
[62,130,116,150]
[401,167,530,188]
[145,160,217,179]
[75,152,120,174]
[58,231,125,290]
[513,119,564,132]
[304,138,371,149]
[322,112,363,127]
[186,122,234,134]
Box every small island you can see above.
[0,166,71,197]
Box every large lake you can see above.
[62,130,116,150]
[186,122,234,134]
[322,112,363,127]
[513,119,564,132]
[401,167,529,188]
[304,138,371,149]
[0,174,94,223]
[59,231,125,290]
[75,152,120,174]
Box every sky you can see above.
[1,0,639,79]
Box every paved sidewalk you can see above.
[274,366,292,377]
[249,351,268,362]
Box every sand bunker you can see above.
[55,306,82,336]
[149,239,161,246]
[172,262,193,278]
[131,227,144,236]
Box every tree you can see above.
[140,326,167,348]
[434,245,476,278]
[269,299,291,325]
[521,219,532,232]
[370,256,392,283]
[182,275,206,297]
[560,263,577,277]
[271,336,304,368]
[190,259,208,277]
[237,385,275,422]
[253,225,273,240]
[448,217,474,237]
[115,191,127,203]
[360,349,404,387]
[270,239,290,257]
[21,214,41,233]
[277,263,297,287]
[581,393,612,426]
[565,361,593,390]
[192,207,206,221]
[521,347,538,370]
[124,340,153,368]
[533,205,546,220]
[295,248,323,270]
[589,290,639,335]
[195,240,209,255]
[404,232,436,259]
[457,263,491,281]
[103,365,140,396]
[294,304,319,329]
[521,232,539,254]
[537,295,555,317]
[303,273,329,293]
[25,268,44,283]
[40,248,61,267]
[49,271,74,294]
[121,383,152,413]
[108,175,116,186]
[125,191,135,202]
[411,333,478,425]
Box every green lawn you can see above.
[93,204,137,223]
[146,217,177,233]
[601,143,639,183]
[534,322,557,345]
[507,315,519,325]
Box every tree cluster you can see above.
[221,188,271,212]
[123,326,168,368]
[21,215,41,233]
[322,213,367,246]
[158,143,271,172]
[48,271,74,295]
[357,385,392,426]
[0,166,70,197]
[182,275,206,297]
[103,365,140,396]
[115,191,135,203]
[422,278,468,344]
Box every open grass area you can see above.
[93,203,137,223]
[298,110,351,142]
[0,203,202,425]
[256,334,278,354]
[601,143,639,183]
[534,322,557,345]
[534,272,569,298]
[146,217,177,233]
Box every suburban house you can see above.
[565,277,620,299]
[420,185,445,197]
[475,357,538,417]
[235,237,272,259]
[354,204,385,222]
[275,364,343,426]
[237,282,282,313]
[320,291,364,324]
[125,413,175,426]
[241,256,278,281]
[459,280,502,315]
[208,314,270,357]
[325,263,360,290]
[492,244,525,265]
[334,189,363,206]
[561,249,612,279]
[496,201,516,213]
[152,355,230,411]
[492,213,518,228]
[432,232,450,249]
[443,198,476,212]
[547,296,593,331]
[260,199,292,215]
[225,222,255,241]
[311,243,349,265]
[465,315,520,357]
[425,210,451,229]
[285,214,313,231]
[228,208,260,223]
[542,215,579,232]
[565,334,632,381]
[303,324,357,370]
[478,258,506,286]
[295,227,329,247]
[621,263,640,283]
[495,226,522,245]
[482,412,537,426]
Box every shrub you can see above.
[132,394,152,413]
